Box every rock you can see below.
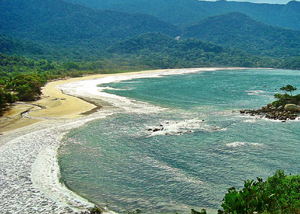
[284,104,298,112]
[277,105,283,110]
[153,127,163,132]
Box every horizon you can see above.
[201,0,297,4]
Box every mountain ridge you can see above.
[64,0,300,30]
[182,12,300,58]
[0,0,180,51]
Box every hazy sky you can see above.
[235,0,291,3]
[207,0,293,4]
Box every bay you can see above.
[58,69,300,213]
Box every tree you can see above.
[0,87,16,115]
[6,74,46,101]
[280,84,297,96]
[218,170,300,214]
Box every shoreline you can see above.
[0,67,243,134]
[0,68,185,134]
[0,67,248,213]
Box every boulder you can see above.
[284,104,298,112]
[277,105,283,110]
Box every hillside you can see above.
[0,34,45,57]
[182,12,300,58]
[107,33,276,68]
[0,0,180,59]
[0,0,299,70]
[64,0,300,30]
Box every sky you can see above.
[206,0,294,4]
[235,0,291,3]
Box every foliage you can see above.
[107,33,277,69]
[182,12,300,58]
[280,56,300,70]
[0,34,45,57]
[64,0,300,31]
[272,84,300,107]
[0,87,16,115]
[0,0,179,59]
[280,84,297,96]
[218,170,300,214]
[5,74,46,101]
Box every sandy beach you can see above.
[0,68,242,213]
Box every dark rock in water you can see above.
[153,127,163,132]
[240,103,299,121]
[148,128,153,131]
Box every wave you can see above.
[0,115,118,213]
[57,68,230,114]
[245,90,273,97]
[226,142,264,148]
[146,119,226,136]
[1,68,251,213]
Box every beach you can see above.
[0,68,243,213]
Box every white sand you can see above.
[0,68,244,213]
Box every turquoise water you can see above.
[58,69,300,213]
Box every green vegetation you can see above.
[182,12,300,58]
[272,84,300,108]
[64,0,300,31]
[107,33,278,69]
[0,53,142,115]
[0,0,180,61]
[83,171,300,214]
[280,85,297,96]
[2,0,300,213]
[217,170,300,214]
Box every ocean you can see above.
[58,68,300,214]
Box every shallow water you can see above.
[58,69,300,213]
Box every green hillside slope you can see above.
[0,34,45,57]
[64,0,300,30]
[182,12,300,58]
[107,33,276,68]
[0,0,180,51]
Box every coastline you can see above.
[0,68,186,134]
[0,67,246,213]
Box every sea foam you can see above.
[0,68,242,213]
[0,116,117,213]
[57,68,224,114]
[226,142,264,148]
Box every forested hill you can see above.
[107,33,276,69]
[1,0,300,69]
[182,12,300,58]
[0,0,180,50]
[0,34,45,57]
[64,0,300,30]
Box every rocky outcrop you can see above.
[240,103,300,121]
[284,104,298,112]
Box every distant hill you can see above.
[66,0,207,27]
[107,33,275,68]
[65,0,300,30]
[0,34,45,57]
[0,0,180,51]
[182,12,300,58]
